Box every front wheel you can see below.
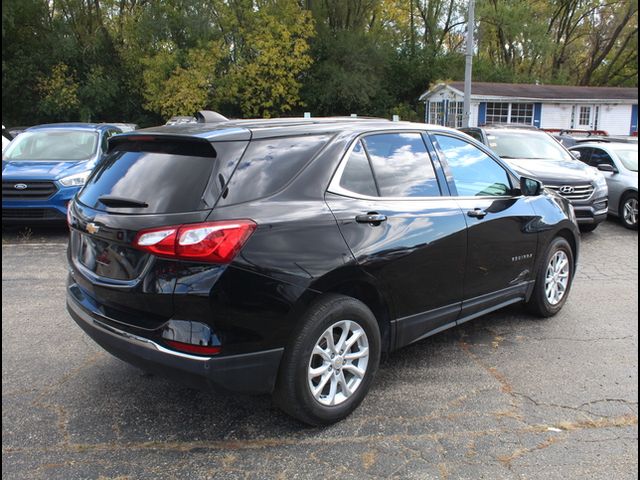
[273,294,381,426]
[526,237,575,317]
[619,193,638,230]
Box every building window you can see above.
[579,106,591,126]
[486,102,533,125]
[429,102,444,125]
[446,101,464,128]
[510,103,534,124]
[486,102,509,124]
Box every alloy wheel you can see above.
[623,197,638,227]
[545,250,570,305]
[307,320,370,406]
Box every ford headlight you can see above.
[59,171,91,187]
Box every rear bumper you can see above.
[66,287,284,394]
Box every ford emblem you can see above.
[14,183,28,190]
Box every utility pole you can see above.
[410,0,415,56]
[463,0,475,128]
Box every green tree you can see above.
[142,42,229,118]
[2,0,637,128]
[37,63,81,120]
[231,2,315,117]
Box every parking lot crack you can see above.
[513,392,638,419]
[458,340,518,405]
[577,398,638,409]
[497,436,562,469]
[2,414,637,458]
[528,335,635,342]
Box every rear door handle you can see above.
[355,213,387,225]
[467,208,487,219]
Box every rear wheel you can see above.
[619,193,638,230]
[526,237,574,317]
[274,294,381,426]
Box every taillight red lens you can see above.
[133,220,256,264]
[134,227,178,256]
[176,221,256,262]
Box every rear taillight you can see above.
[133,220,256,263]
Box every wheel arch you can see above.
[555,227,579,267]
[322,280,393,352]
[620,188,638,203]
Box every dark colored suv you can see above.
[67,116,580,425]
[461,126,609,232]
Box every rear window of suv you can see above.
[217,134,332,206]
[78,138,247,214]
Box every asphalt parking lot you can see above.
[2,220,638,480]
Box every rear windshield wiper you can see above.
[98,195,149,208]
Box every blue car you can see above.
[2,123,122,223]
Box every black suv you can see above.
[67,116,580,425]
[461,126,609,232]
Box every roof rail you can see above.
[575,136,638,144]
[195,110,229,123]
[542,128,609,136]
[479,123,539,130]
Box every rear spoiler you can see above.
[107,134,217,158]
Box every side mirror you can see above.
[570,150,581,160]
[520,176,542,196]
[597,163,617,173]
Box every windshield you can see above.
[616,148,638,172]
[2,130,99,161]
[486,130,574,162]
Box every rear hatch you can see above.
[68,134,249,329]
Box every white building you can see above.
[419,82,638,136]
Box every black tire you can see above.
[526,237,575,317]
[579,223,598,233]
[273,294,381,426]
[619,192,638,230]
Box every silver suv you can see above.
[570,142,638,229]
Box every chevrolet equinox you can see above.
[66,115,580,425]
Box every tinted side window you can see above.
[101,130,118,152]
[590,148,615,167]
[362,133,440,197]
[434,134,512,197]
[339,140,378,196]
[465,129,484,142]
[218,135,332,205]
[573,147,592,165]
